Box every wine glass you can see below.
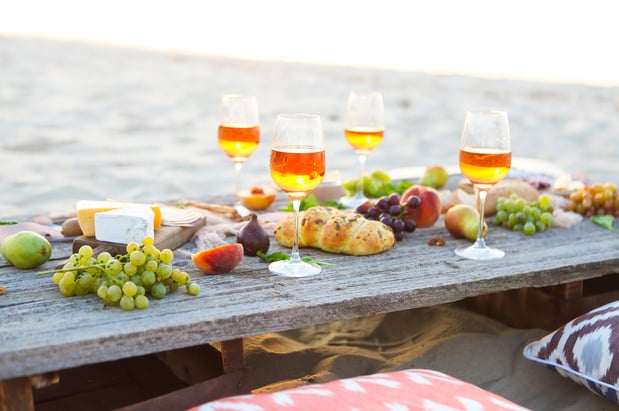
[341,91,384,209]
[269,114,326,277]
[218,94,260,215]
[456,110,512,260]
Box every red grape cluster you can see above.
[356,193,418,241]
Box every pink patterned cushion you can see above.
[524,300,619,405]
[190,368,528,411]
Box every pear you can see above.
[444,204,488,241]
[420,165,449,189]
[1,230,52,269]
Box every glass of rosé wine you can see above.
[456,110,512,260]
[341,91,384,209]
[218,94,260,216]
[269,114,326,277]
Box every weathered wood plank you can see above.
[1,216,618,383]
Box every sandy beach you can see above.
[2,35,619,409]
[2,35,619,217]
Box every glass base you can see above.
[455,243,505,260]
[234,202,251,218]
[268,259,322,277]
[340,193,368,210]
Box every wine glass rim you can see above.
[349,91,383,96]
[222,93,256,100]
[277,113,320,120]
[467,109,507,116]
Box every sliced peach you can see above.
[239,186,277,210]
[192,243,243,274]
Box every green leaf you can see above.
[280,194,344,212]
[256,251,335,266]
[0,221,18,225]
[590,215,617,231]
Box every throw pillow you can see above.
[523,300,619,405]
[190,368,528,410]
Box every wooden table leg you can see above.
[0,377,34,411]
[118,338,250,411]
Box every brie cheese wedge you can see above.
[94,206,155,244]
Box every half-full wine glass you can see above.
[341,91,384,209]
[218,94,260,215]
[269,114,326,277]
[456,110,512,260]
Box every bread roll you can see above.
[485,179,540,215]
[449,179,540,215]
[273,206,395,255]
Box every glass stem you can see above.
[356,153,367,198]
[290,199,302,263]
[475,188,488,248]
[234,161,243,205]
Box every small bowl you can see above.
[312,181,344,203]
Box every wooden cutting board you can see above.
[72,219,205,256]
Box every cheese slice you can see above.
[94,207,155,244]
[77,200,162,237]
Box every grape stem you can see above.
[36,264,103,276]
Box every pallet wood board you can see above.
[71,219,205,255]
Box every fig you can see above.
[237,214,270,256]
[1,230,52,269]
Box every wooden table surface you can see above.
[2,208,618,385]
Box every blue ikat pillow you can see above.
[523,300,619,405]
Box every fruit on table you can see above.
[401,185,442,228]
[192,243,244,274]
[239,186,277,211]
[342,170,413,198]
[356,193,417,241]
[237,214,270,256]
[444,204,487,241]
[566,182,619,217]
[420,165,449,189]
[493,193,555,236]
[39,237,200,310]
[1,230,52,269]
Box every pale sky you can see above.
[2,0,618,86]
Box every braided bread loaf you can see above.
[273,206,395,255]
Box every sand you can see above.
[2,35,619,218]
[239,305,612,410]
[2,35,618,409]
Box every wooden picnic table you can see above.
[2,202,619,410]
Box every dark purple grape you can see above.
[388,204,402,216]
[376,198,389,211]
[406,195,421,209]
[403,219,416,233]
[394,231,404,241]
[392,219,405,233]
[367,207,379,218]
[388,193,401,205]
[379,213,393,226]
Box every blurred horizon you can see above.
[1,0,619,87]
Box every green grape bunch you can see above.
[342,170,413,199]
[493,193,556,236]
[39,236,200,311]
